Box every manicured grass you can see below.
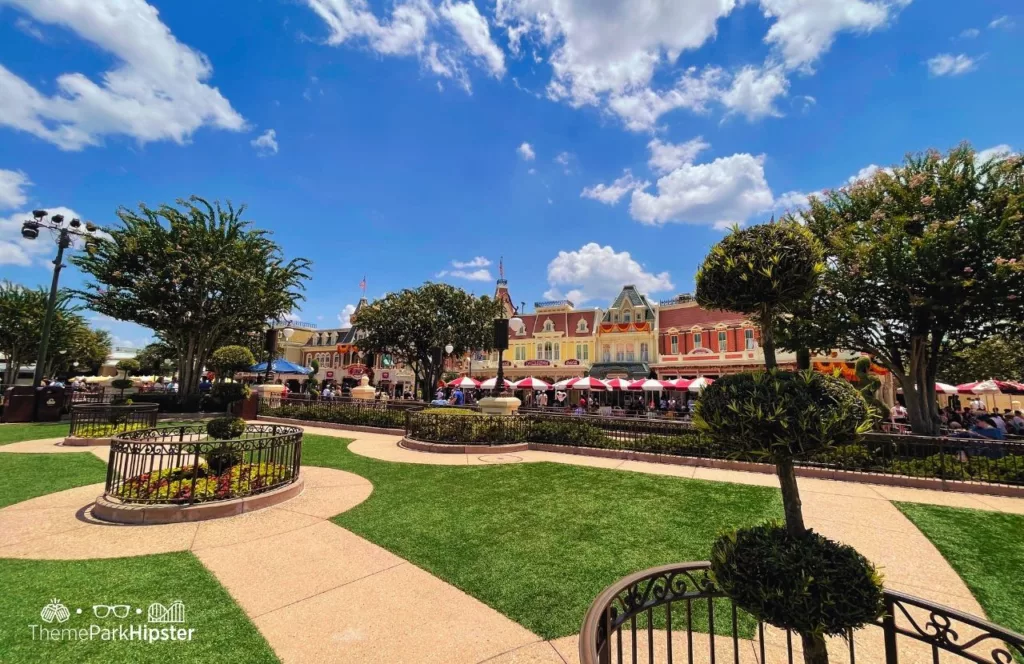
[0,553,277,664]
[0,453,108,508]
[0,422,72,445]
[302,433,783,639]
[896,503,1024,638]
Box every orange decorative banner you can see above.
[599,322,651,333]
[336,343,358,354]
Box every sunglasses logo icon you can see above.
[92,605,131,619]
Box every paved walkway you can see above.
[3,427,1023,663]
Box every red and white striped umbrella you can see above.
[665,378,694,391]
[515,377,552,390]
[447,376,481,388]
[957,380,1024,395]
[628,379,671,391]
[935,382,958,395]
[565,376,610,390]
[552,378,575,390]
[480,377,515,390]
[603,378,633,390]
[688,376,714,393]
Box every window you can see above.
[544,342,553,360]
[670,335,678,354]
[536,343,543,359]
[516,323,526,336]
[718,331,728,351]
[577,318,588,333]
[543,319,554,332]
[745,329,755,349]
[623,311,631,323]
[554,343,560,360]
[333,352,340,367]
[693,333,702,349]
[640,343,649,362]
[602,344,611,362]
[515,346,526,361]
[625,345,635,361]
[581,344,589,361]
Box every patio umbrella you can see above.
[565,376,610,390]
[552,378,575,390]
[515,377,552,390]
[447,376,481,388]
[665,378,694,391]
[603,378,633,390]
[480,377,514,390]
[249,359,312,375]
[628,379,670,391]
[956,380,1024,395]
[688,376,714,393]
[897,382,959,395]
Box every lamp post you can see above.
[494,317,524,396]
[20,211,102,388]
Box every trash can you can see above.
[35,386,66,422]
[2,386,36,423]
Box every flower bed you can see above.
[116,462,294,503]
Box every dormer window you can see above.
[576,319,588,333]
[623,311,631,323]
[516,323,526,336]
[543,319,554,332]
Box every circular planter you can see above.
[62,436,113,447]
[400,437,528,455]
[65,402,159,445]
[93,476,305,524]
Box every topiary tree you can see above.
[696,371,876,664]
[208,345,256,382]
[849,357,889,421]
[695,220,823,369]
[112,358,141,402]
[205,417,246,473]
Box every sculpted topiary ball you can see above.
[695,221,822,318]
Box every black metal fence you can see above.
[105,423,302,505]
[579,561,1024,664]
[68,402,159,438]
[403,411,1024,487]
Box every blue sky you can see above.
[0,0,1021,348]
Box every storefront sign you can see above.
[347,365,368,377]
[502,360,512,366]
[325,371,334,378]
[381,371,390,380]
[564,359,580,366]
[524,359,550,366]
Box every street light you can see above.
[19,210,103,387]
[493,316,524,396]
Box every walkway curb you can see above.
[400,437,529,454]
[257,415,404,436]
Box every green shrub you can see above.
[206,417,246,440]
[132,393,206,413]
[423,407,480,416]
[888,453,1024,484]
[694,370,872,462]
[110,378,133,391]
[108,397,134,407]
[525,419,607,447]
[210,381,251,406]
[808,444,878,470]
[710,522,884,637]
[115,358,141,375]
[260,400,406,429]
[208,345,256,378]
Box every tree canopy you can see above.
[786,144,1024,434]
[208,345,256,379]
[71,196,311,398]
[354,283,503,401]
[134,341,177,375]
[939,335,1024,386]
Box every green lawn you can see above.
[0,422,72,445]
[0,553,277,664]
[0,453,108,508]
[302,433,783,639]
[896,503,1024,639]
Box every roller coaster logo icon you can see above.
[146,600,185,624]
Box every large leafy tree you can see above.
[788,145,1024,434]
[354,283,503,401]
[72,196,311,398]
[134,341,177,375]
[0,282,82,384]
[939,335,1024,386]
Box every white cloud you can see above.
[648,137,710,174]
[555,151,573,173]
[250,129,279,156]
[927,53,978,77]
[0,170,31,209]
[989,16,1014,30]
[719,65,789,120]
[0,0,245,151]
[847,164,883,183]
[517,142,535,160]
[527,167,536,174]
[338,303,357,327]
[14,17,45,41]
[544,243,673,304]
[760,0,908,71]
[581,170,648,204]
[0,206,80,266]
[773,190,812,212]
[441,0,505,77]
[958,27,980,39]
[452,256,491,268]
[976,144,1015,164]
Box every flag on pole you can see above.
[359,276,366,293]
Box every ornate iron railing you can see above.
[405,411,529,445]
[68,402,159,438]
[580,562,1024,664]
[104,424,302,505]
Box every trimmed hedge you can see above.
[260,401,407,429]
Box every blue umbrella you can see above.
[249,359,311,375]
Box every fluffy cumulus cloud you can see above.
[0,169,31,209]
[517,141,535,160]
[976,144,1014,163]
[305,0,505,92]
[495,0,910,131]
[338,304,357,327]
[436,256,493,281]
[250,129,279,156]
[544,243,673,304]
[926,53,978,77]
[583,139,774,228]
[0,205,81,266]
[0,0,245,151]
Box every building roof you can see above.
[657,301,748,330]
[603,285,656,322]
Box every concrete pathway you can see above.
[4,427,1024,663]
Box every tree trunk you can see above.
[800,631,830,664]
[762,326,777,370]
[901,337,939,435]
[796,348,811,371]
[775,458,806,535]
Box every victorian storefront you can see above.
[588,285,658,380]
